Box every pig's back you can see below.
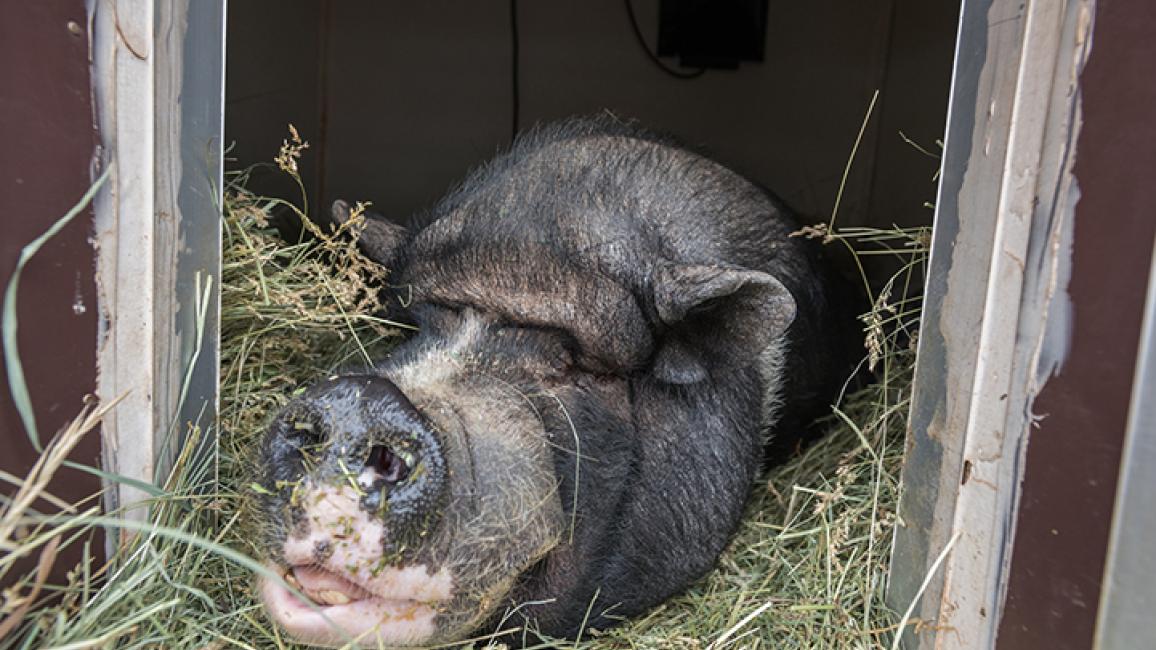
[412,117,862,449]
[423,116,812,283]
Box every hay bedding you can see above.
[0,132,926,649]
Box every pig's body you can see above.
[256,117,863,647]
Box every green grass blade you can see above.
[2,166,111,451]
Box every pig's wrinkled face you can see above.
[256,305,595,647]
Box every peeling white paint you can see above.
[92,0,158,524]
[89,0,224,531]
[892,1,1095,648]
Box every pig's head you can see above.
[254,193,799,646]
[254,309,577,646]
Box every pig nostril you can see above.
[367,445,410,484]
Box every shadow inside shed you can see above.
[225,0,957,288]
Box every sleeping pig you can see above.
[254,116,863,647]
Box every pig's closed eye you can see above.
[411,302,462,330]
[554,332,582,368]
[498,323,581,371]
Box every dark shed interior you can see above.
[225,0,958,285]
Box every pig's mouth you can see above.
[283,565,380,607]
[261,562,450,647]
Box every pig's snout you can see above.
[264,375,450,558]
[258,375,463,646]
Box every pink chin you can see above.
[260,569,439,648]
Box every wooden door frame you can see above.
[889,0,1156,647]
[89,0,225,522]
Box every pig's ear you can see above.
[650,263,796,384]
[331,199,408,269]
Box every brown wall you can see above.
[0,2,104,584]
[996,0,1156,647]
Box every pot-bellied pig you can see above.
[255,116,863,647]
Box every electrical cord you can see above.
[511,0,520,141]
[624,0,706,79]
